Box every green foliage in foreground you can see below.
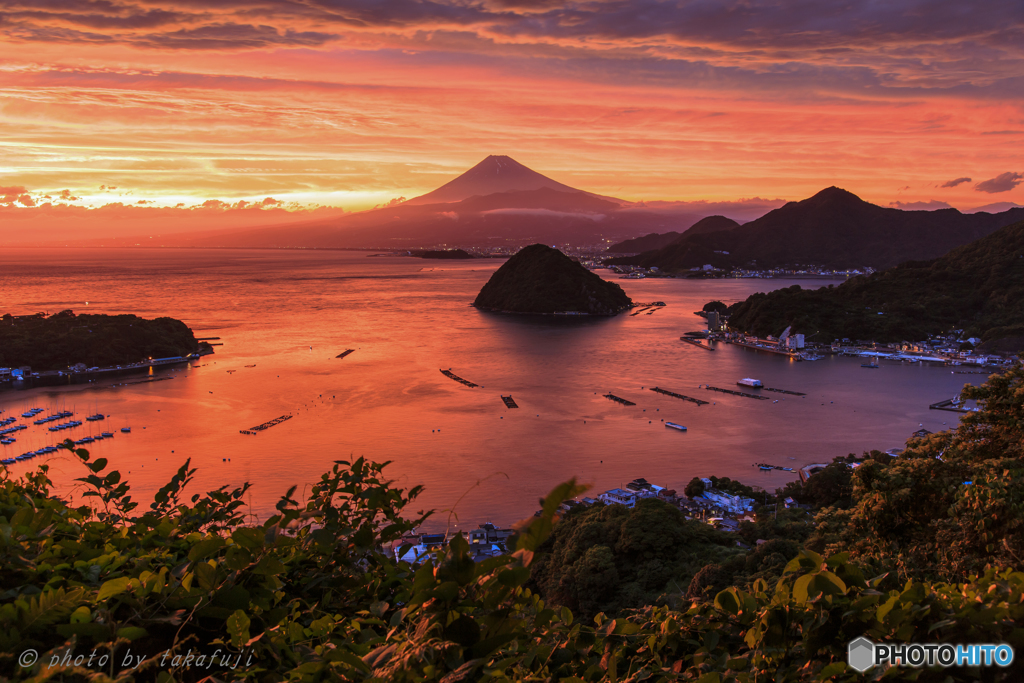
[2,362,1024,681]
[813,363,1024,584]
[0,310,200,371]
[529,499,738,621]
[0,462,1020,681]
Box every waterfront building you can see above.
[599,488,640,508]
[715,518,740,532]
[394,533,448,563]
[394,525,510,564]
[700,490,756,514]
[469,523,514,546]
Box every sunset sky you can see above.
[1,0,1022,233]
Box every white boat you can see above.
[737,378,763,388]
[665,422,687,431]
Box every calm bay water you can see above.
[1,248,979,529]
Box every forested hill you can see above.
[0,310,200,371]
[608,187,1024,271]
[605,230,683,253]
[605,216,739,253]
[474,244,632,315]
[726,218,1024,347]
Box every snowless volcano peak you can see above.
[404,155,596,206]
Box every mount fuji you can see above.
[172,156,707,249]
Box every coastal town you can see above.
[690,308,1011,368]
[392,473,810,564]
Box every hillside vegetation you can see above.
[2,362,1022,680]
[0,310,200,371]
[605,217,740,254]
[726,218,1024,345]
[415,249,473,259]
[605,231,683,253]
[474,244,632,315]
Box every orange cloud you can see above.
[0,0,1020,233]
[0,197,347,244]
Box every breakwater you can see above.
[441,369,479,388]
[240,414,293,435]
[649,387,709,405]
[679,337,714,351]
[727,340,800,359]
[929,398,969,413]
[3,355,196,391]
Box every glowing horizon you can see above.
[1,1,1022,233]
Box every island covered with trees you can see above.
[413,249,474,259]
[2,361,1021,680]
[474,243,632,315]
[726,217,1024,350]
[0,310,203,372]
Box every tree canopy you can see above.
[0,310,200,371]
[474,244,631,315]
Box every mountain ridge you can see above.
[404,155,625,206]
[606,215,739,253]
[608,187,1024,270]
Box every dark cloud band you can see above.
[975,172,1023,194]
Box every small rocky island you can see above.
[415,249,474,259]
[0,310,204,373]
[474,244,632,315]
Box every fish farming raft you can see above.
[240,414,293,435]
[763,387,805,396]
[649,387,709,405]
[441,369,479,388]
[703,385,770,400]
[500,395,519,409]
[604,394,636,406]
[336,349,355,359]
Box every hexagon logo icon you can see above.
[848,636,875,672]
